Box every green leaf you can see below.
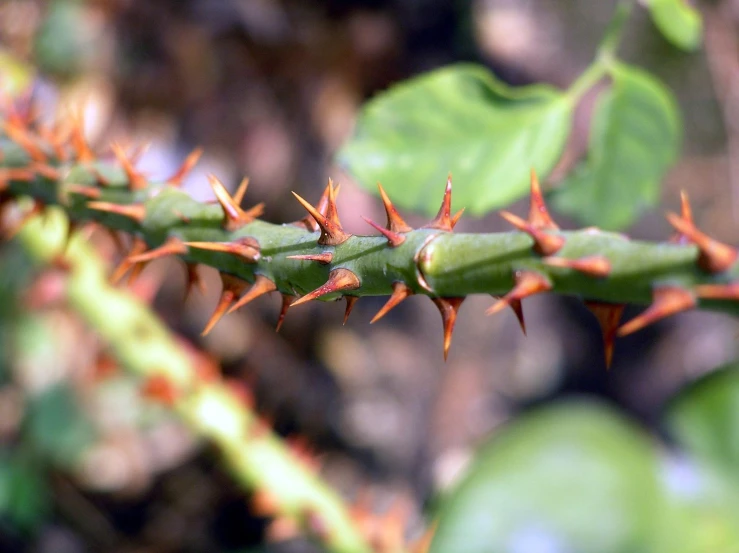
[338,64,572,217]
[665,365,739,482]
[430,402,660,553]
[644,0,703,52]
[0,451,50,531]
[552,62,681,230]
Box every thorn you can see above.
[140,374,180,406]
[111,142,148,191]
[126,237,187,263]
[290,268,360,307]
[37,123,68,162]
[0,168,35,188]
[584,301,625,369]
[370,282,413,323]
[111,237,147,284]
[233,177,250,205]
[343,296,358,324]
[666,212,737,273]
[293,181,337,232]
[499,210,565,256]
[618,286,696,337]
[2,121,46,162]
[424,174,455,232]
[528,168,559,230]
[291,187,351,245]
[202,274,249,336]
[65,184,101,199]
[432,297,464,361]
[208,174,264,231]
[286,252,333,264]
[377,182,412,233]
[487,272,552,316]
[696,282,739,300]
[29,163,60,181]
[185,237,261,263]
[167,147,203,186]
[69,110,95,162]
[670,191,694,245]
[275,293,295,332]
[87,201,146,223]
[227,274,277,314]
[490,296,526,335]
[361,216,406,247]
[451,208,465,229]
[184,262,206,300]
[542,255,612,278]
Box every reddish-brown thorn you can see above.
[227,275,277,314]
[111,142,147,191]
[37,124,68,162]
[451,208,465,229]
[208,174,264,231]
[65,184,101,199]
[343,296,358,324]
[696,282,739,300]
[487,271,552,316]
[424,174,454,232]
[361,216,406,247]
[371,282,414,324]
[202,274,250,336]
[377,182,413,233]
[69,112,95,163]
[87,201,146,223]
[233,177,250,205]
[432,297,464,361]
[666,212,738,273]
[491,296,526,335]
[2,121,46,162]
[291,189,351,246]
[543,255,612,278]
[275,293,295,332]
[499,210,565,256]
[292,181,335,232]
[286,252,334,264]
[184,262,206,300]
[30,163,61,181]
[0,168,35,186]
[528,168,559,231]
[140,374,180,406]
[585,301,625,369]
[290,268,360,307]
[126,237,188,264]
[111,237,147,284]
[167,147,203,186]
[185,237,261,263]
[618,286,696,337]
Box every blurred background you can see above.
[1,0,738,551]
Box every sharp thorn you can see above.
[487,272,552,316]
[361,216,406,247]
[111,142,148,191]
[290,268,360,307]
[432,296,464,361]
[618,286,696,337]
[2,121,47,162]
[202,274,249,336]
[424,174,454,232]
[227,275,277,314]
[492,296,526,335]
[167,147,203,186]
[696,282,739,300]
[343,296,358,324]
[233,177,250,205]
[499,210,565,256]
[585,301,625,369]
[451,208,465,229]
[208,174,264,231]
[371,282,413,324]
[528,168,559,231]
[542,255,612,278]
[377,182,412,233]
[666,212,737,273]
[69,109,95,162]
[65,184,101,199]
[126,237,187,263]
[87,201,146,223]
[291,189,351,246]
[111,237,147,284]
[184,237,261,263]
[276,293,295,332]
[184,262,206,300]
[286,252,333,264]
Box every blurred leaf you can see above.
[34,0,96,79]
[665,366,739,482]
[338,64,572,217]
[430,402,660,553]
[26,384,95,467]
[552,62,681,230]
[0,49,35,96]
[653,455,739,553]
[0,451,50,531]
[644,0,703,52]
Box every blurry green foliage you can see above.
[0,451,50,532]
[644,0,703,52]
